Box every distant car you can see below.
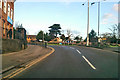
[39,40,43,42]
[59,43,62,45]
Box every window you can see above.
[4,0,6,13]
[3,20,5,35]
[11,9,13,19]
[8,4,10,17]
[3,21,4,28]
[0,1,1,8]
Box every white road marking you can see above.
[70,47,75,49]
[76,49,81,54]
[82,56,96,70]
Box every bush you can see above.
[76,41,80,43]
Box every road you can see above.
[14,45,118,78]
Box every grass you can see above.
[109,45,119,47]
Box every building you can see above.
[27,35,37,43]
[0,0,15,39]
[49,37,62,43]
[15,28,26,40]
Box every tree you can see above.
[44,33,51,41]
[118,23,120,39]
[36,30,43,41]
[108,24,118,38]
[84,29,97,42]
[67,29,72,38]
[15,23,23,28]
[74,36,79,41]
[101,32,112,38]
[108,24,119,43]
[66,29,72,41]
[49,24,61,38]
[74,35,82,43]
[60,34,66,41]
[79,37,83,42]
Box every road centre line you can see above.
[76,49,81,54]
[82,56,96,70]
[75,49,96,70]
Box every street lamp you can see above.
[91,0,106,42]
[87,0,90,46]
[82,0,90,46]
[98,2,100,37]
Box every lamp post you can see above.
[86,0,90,46]
[82,0,90,46]
[97,1,101,45]
[91,1,100,41]
[91,1,106,42]
[98,2,100,37]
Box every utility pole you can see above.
[86,0,90,46]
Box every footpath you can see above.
[2,45,52,73]
[103,47,119,53]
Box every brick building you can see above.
[0,0,15,39]
[27,35,37,43]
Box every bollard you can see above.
[45,42,47,48]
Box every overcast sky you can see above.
[14,0,119,39]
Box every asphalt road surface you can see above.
[14,45,118,78]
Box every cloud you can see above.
[113,4,119,12]
[101,13,118,24]
[101,3,119,25]
[102,13,113,19]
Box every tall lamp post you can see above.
[98,2,100,37]
[91,0,106,42]
[86,0,90,46]
[82,0,90,46]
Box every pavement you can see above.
[103,47,119,52]
[2,45,51,73]
[12,45,118,78]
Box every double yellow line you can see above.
[2,47,55,79]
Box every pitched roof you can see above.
[27,35,36,38]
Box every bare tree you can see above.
[67,29,72,38]
[101,32,112,38]
[108,24,118,38]
[66,29,73,44]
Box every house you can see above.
[49,37,62,43]
[27,35,37,43]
